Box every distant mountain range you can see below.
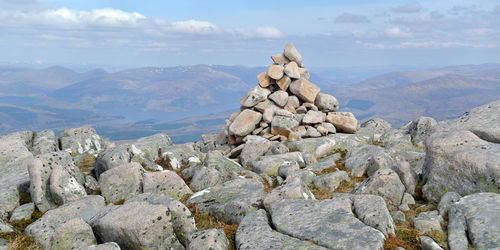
[0,63,499,142]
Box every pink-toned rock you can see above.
[286,96,300,109]
[289,78,320,103]
[257,72,273,88]
[326,112,358,133]
[276,76,291,91]
[229,109,263,137]
[254,99,278,113]
[271,54,290,64]
[267,64,284,80]
[284,61,300,79]
[269,90,288,107]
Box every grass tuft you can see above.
[0,232,42,250]
[77,154,96,175]
[308,184,333,200]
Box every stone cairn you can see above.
[219,43,359,147]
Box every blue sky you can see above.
[0,0,499,68]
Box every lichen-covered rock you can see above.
[0,131,34,192]
[29,151,85,212]
[344,145,390,177]
[160,143,201,170]
[82,242,121,250]
[420,235,444,250]
[437,192,461,217]
[353,168,405,211]
[236,209,326,250]
[271,115,299,136]
[0,187,19,220]
[32,130,58,155]
[313,171,349,192]
[286,137,336,162]
[391,161,418,195]
[314,93,339,112]
[49,164,87,205]
[98,162,144,203]
[352,194,395,237]
[248,152,305,176]
[326,112,358,133]
[25,195,105,249]
[413,210,443,233]
[51,218,97,249]
[93,201,182,249]
[239,136,272,167]
[240,85,271,107]
[189,166,223,192]
[143,170,192,200]
[269,198,385,249]
[9,202,34,222]
[59,127,105,156]
[305,152,341,172]
[187,229,228,250]
[125,193,196,246]
[0,219,16,233]
[448,192,500,250]
[401,116,437,148]
[263,176,315,210]
[187,178,266,224]
[302,110,326,124]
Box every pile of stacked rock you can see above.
[219,43,359,146]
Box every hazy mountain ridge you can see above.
[0,63,499,141]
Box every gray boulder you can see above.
[353,168,406,211]
[345,145,392,177]
[402,116,437,148]
[28,151,85,212]
[98,162,144,203]
[422,100,500,202]
[229,109,262,137]
[93,201,182,249]
[51,218,97,249]
[286,137,336,162]
[269,198,385,249]
[391,161,418,195]
[448,192,500,250]
[187,178,266,224]
[143,170,192,200]
[236,209,326,250]
[160,143,202,170]
[352,194,395,237]
[438,192,461,217]
[0,219,16,233]
[25,195,105,249]
[283,43,303,67]
[0,187,19,220]
[189,166,223,192]
[0,131,34,195]
[263,176,315,210]
[240,85,271,108]
[413,210,443,233]
[271,115,299,136]
[32,130,58,155]
[248,152,305,176]
[305,152,341,172]
[188,229,228,250]
[49,164,87,205]
[420,235,444,250]
[9,202,34,222]
[125,193,196,246]
[313,171,349,192]
[314,93,339,112]
[83,242,121,250]
[268,90,288,107]
[239,136,272,167]
[58,127,105,156]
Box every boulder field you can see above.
[0,44,499,250]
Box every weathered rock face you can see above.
[98,162,144,204]
[25,195,105,249]
[289,78,320,103]
[229,109,263,137]
[422,100,500,202]
[93,201,182,249]
[188,229,228,250]
[187,178,266,224]
[326,112,358,133]
[51,218,97,249]
[448,193,500,250]
[269,198,385,249]
[59,127,105,157]
[353,168,406,211]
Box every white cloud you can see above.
[356,40,385,49]
[391,2,422,13]
[171,20,219,34]
[394,41,496,49]
[254,26,282,38]
[385,27,413,38]
[335,13,370,23]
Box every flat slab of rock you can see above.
[353,168,405,211]
[25,195,105,249]
[289,78,320,103]
[188,229,228,250]
[263,176,315,210]
[236,209,326,250]
[352,194,395,237]
[448,192,500,250]
[240,86,271,108]
[326,112,358,133]
[286,137,336,163]
[51,218,97,249]
[271,115,299,136]
[143,170,192,200]
[9,202,34,222]
[187,178,266,224]
[229,109,263,137]
[93,201,182,249]
[59,127,104,156]
[269,198,385,249]
[0,187,19,220]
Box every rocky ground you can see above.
[0,43,499,250]
[0,99,497,250]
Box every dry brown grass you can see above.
[0,232,42,250]
[182,199,238,250]
[77,154,96,175]
[308,184,333,200]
